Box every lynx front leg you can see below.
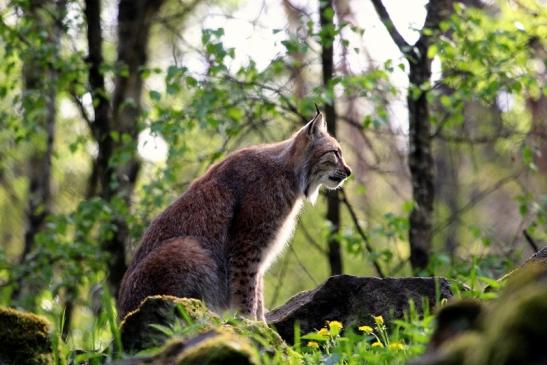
[229,258,259,319]
[255,274,265,321]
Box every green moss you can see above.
[231,317,298,359]
[412,265,547,365]
[497,261,547,292]
[120,295,220,352]
[120,295,218,326]
[0,307,52,365]
[175,329,259,365]
[474,284,547,365]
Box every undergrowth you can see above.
[45,254,509,365]
[49,291,480,365]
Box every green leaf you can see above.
[149,90,161,101]
[301,333,328,342]
[427,44,438,58]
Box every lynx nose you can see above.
[344,165,352,177]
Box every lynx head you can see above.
[295,109,352,204]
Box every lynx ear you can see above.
[305,110,326,139]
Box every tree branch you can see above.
[84,0,111,142]
[69,92,92,127]
[523,230,539,252]
[289,245,318,285]
[299,223,328,254]
[433,170,523,234]
[340,189,386,278]
[370,0,412,55]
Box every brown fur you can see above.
[118,112,351,320]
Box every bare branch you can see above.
[370,0,412,55]
[299,223,328,255]
[433,170,523,234]
[289,245,318,285]
[69,92,92,127]
[340,189,386,278]
[523,230,539,252]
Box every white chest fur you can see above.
[260,199,303,273]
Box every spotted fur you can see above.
[118,112,351,320]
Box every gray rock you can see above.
[524,245,547,263]
[266,274,452,342]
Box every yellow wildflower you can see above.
[307,341,319,348]
[317,328,329,337]
[358,325,374,334]
[328,320,343,331]
[373,315,384,325]
[388,342,406,350]
[371,341,384,348]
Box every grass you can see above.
[39,253,510,365]
[46,291,463,365]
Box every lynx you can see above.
[118,110,351,320]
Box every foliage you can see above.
[0,0,545,363]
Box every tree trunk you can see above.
[12,0,64,303]
[82,0,165,298]
[528,95,547,173]
[320,0,343,275]
[104,0,166,296]
[407,57,434,270]
[371,0,452,271]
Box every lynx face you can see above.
[300,113,352,203]
[311,143,352,190]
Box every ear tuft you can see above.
[305,110,326,139]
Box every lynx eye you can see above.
[329,150,342,160]
[321,150,338,156]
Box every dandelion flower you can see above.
[388,342,406,350]
[371,341,384,348]
[328,320,343,331]
[307,341,319,348]
[358,325,374,334]
[373,315,384,325]
[317,328,329,337]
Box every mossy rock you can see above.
[175,329,259,365]
[0,307,52,365]
[120,295,220,353]
[474,279,547,364]
[109,330,259,365]
[411,263,547,365]
[226,317,294,357]
[409,332,482,365]
[426,299,484,352]
[497,246,547,285]
[117,295,298,364]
